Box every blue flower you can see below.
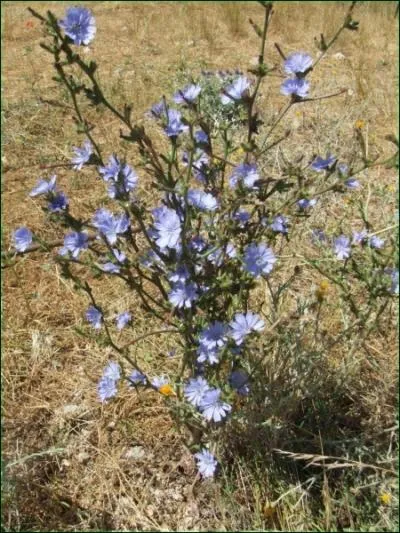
[190,236,207,253]
[184,376,210,407]
[311,154,336,171]
[59,7,96,46]
[194,130,209,145]
[168,266,190,284]
[128,369,147,386]
[345,178,360,189]
[182,150,210,182]
[97,376,118,402]
[368,235,385,249]
[208,243,237,266]
[280,78,310,98]
[173,84,201,104]
[230,312,265,346]
[152,206,181,250]
[270,215,289,234]
[337,163,349,176]
[29,175,57,197]
[284,52,313,76]
[71,140,93,170]
[197,345,220,365]
[199,388,231,423]
[48,192,69,212]
[352,230,367,246]
[311,228,327,244]
[221,76,251,105]
[229,369,250,396]
[99,155,138,199]
[140,249,166,269]
[194,449,218,478]
[233,209,251,226]
[386,268,399,295]
[168,282,199,309]
[112,249,126,264]
[152,375,169,389]
[86,306,103,329]
[297,198,317,210]
[59,231,88,258]
[103,361,121,381]
[333,235,351,260]
[13,227,33,252]
[164,109,189,137]
[92,209,129,245]
[148,100,167,119]
[116,311,132,330]
[188,189,219,211]
[101,262,120,273]
[199,322,228,351]
[98,361,121,401]
[243,243,276,277]
[229,163,260,189]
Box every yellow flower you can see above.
[159,384,176,397]
[315,280,330,302]
[379,492,392,505]
[355,119,365,130]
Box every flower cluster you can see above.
[8,5,398,485]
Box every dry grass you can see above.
[2,1,398,531]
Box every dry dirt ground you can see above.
[2,1,398,531]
